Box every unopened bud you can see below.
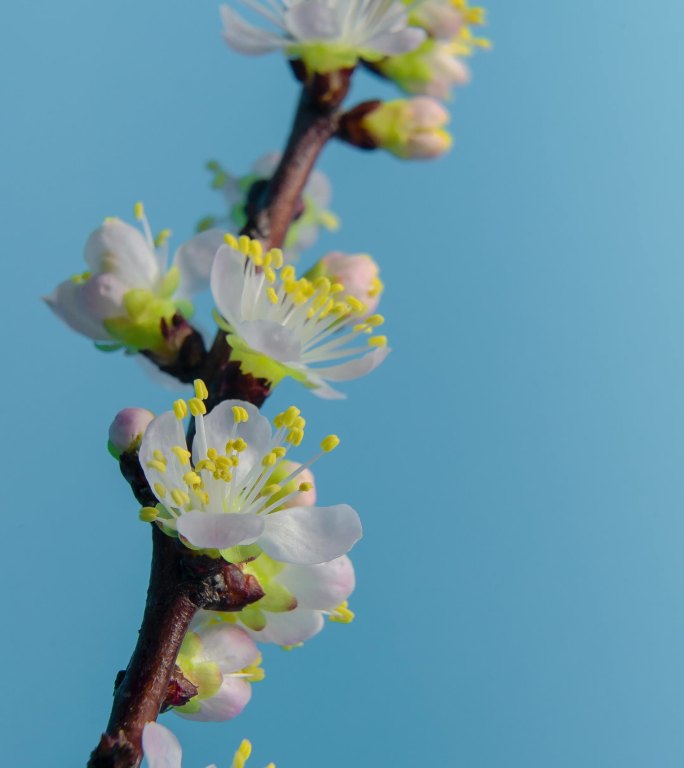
[340,98,452,160]
[108,408,154,456]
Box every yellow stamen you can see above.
[171,446,191,465]
[224,233,238,249]
[329,601,355,624]
[232,406,249,423]
[194,379,209,400]
[320,435,340,452]
[188,397,207,417]
[368,335,388,348]
[171,488,191,507]
[173,399,188,420]
[267,287,279,305]
[139,506,159,522]
[153,482,167,499]
[298,482,313,492]
[183,471,202,487]
[146,460,166,474]
[133,201,145,220]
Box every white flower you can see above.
[143,723,272,768]
[139,384,362,564]
[173,624,263,722]
[220,0,425,73]
[44,203,224,352]
[202,153,339,259]
[202,553,356,646]
[211,235,390,399]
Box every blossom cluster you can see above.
[45,0,488,762]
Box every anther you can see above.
[173,399,188,420]
[139,506,159,522]
[194,379,209,400]
[320,435,340,452]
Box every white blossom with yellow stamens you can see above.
[44,203,224,352]
[139,381,362,562]
[172,624,264,722]
[142,724,274,768]
[210,234,390,399]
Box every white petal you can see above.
[175,678,252,723]
[220,5,285,54]
[250,152,281,177]
[140,412,188,501]
[305,169,332,208]
[210,244,246,328]
[285,2,341,40]
[173,230,226,299]
[279,555,355,609]
[142,722,182,768]
[364,27,426,56]
[44,280,110,341]
[177,511,264,550]
[195,624,259,673]
[192,400,272,483]
[79,272,127,321]
[239,319,301,362]
[249,608,324,645]
[258,504,362,565]
[312,346,390,382]
[84,219,159,287]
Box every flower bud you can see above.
[267,461,317,508]
[108,408,154,456]
[366,98,452,159]
[313,252,383,315]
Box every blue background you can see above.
[2,1,684,765]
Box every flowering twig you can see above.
[88,71,351,768]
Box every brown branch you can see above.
[89,526,264,768]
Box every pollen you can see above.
[233,740,252,768]
[188,397,207,417]
[267,287,279,305]
[262,452,278,467]
[233,438,247,452]
[194,379,209,400]
[224,233,238,249]
[232,406,250,423]
[320,435,340,452]
[183,471,202,487]
[249,239,263,260]
[368,335,388,348]
[173,399,188,420]
[139,506,159,522]
[171,446,191,465]
[171,488,191,507]
[329,601,355,624]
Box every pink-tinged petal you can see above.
[259,504,362,565]
[239,319,301,362]
[285,2,341,40]
[178,512,264,550]
[173,230,226,299]
[313,346,390,382]
[175,678,252,723]
[279,555,355,610]
[142,722,182,768]
[220,5,284,54]
[248,608,325,645]
[84,219,159,287]
[44,280,110,341]
[195,625,259,674]
[192,400,272,480]
[365,27,426,56]
[79,273,127,320]
[210,244,246,328]
[140,412,188,501]
[305,169,332,208]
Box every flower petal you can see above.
[220,5,285,54]
[279,555,355,610]
[210,244,247,328]
[364,27,426,56]
[312,346,390,382]
[249,608,325,646]
[258,504,362,564]
[194,625,259,673]
[192,400,272,482]
[84,219,159,287]
[140,412,188,502]
[173,229,226,299]
[239,319,302,362]
[176,677,252,723]
[285,2,341,40]
[79,273,127,321]
[44,280,110,341]
[142,722,183,768]
[178,511,264,550]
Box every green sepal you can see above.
[107,440,121,460]
[239,605,267,632]
[220,543,262,564]
[257,581,297,613]
[175,698,201,715]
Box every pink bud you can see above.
[109,408,155,454]
[319,252,383,314]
